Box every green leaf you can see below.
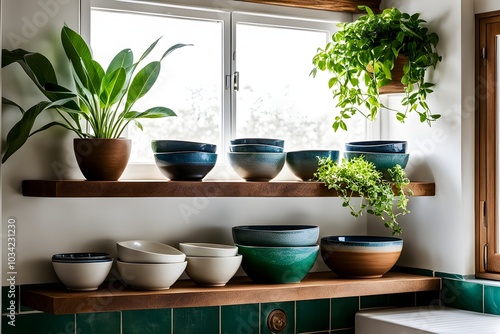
[126,106,177,119]
[125,61,161,111]
[106,49,133,76]
[161,43,193,61]
[61,25,92,83]
[100,67,126,106]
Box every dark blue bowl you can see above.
[230,144,283,153]
[227,152,286,181]
[344,151,409,178]
[345,140,407,153]
[230,138,285,148]
[52,252,112,263]
[151,140,217,153]
[154,151,217,181]
[286,150,340,181]
[232,225,319,246]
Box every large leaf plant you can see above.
[1,25,191,163]
[311,6,442,131]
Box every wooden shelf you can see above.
[22,180,435,198]
[21,271,440,314]
[236,0,381,13]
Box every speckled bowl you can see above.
[230,144,283,153]
[230,138,285,148]
[232,225,319,247]
[345,140,407,154]
[343,151,409,177]
[236,244,319,283]
[227,152,286,181]
[320,236,403,278]
[154,151,217,181]
[151,140,217,153]
[286,150,340,181]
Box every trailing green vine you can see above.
[315,156,413,235]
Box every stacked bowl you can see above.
[228,138,286,181]
[52,252,113,291]
[286,150,340,181]
[151,140,217,181]
[232,225,320,284]
[116,240,187,290]
[344,140,409,178]
[179,242,242,286]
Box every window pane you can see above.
[91,9,222,163]
[235,23,365,150]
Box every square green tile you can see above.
[221,304,259,334]
[123,308,171,334]
[361,292,415,309]
[173,306,219,334]
[2,313,74,334]
[435,272,465,280]
[296,299,329,333]
[416,290,440,307]
[441,278,483,312]
[331,296,358,330]
[76,312,120,334]
[484,285,500,315]
[2,286,18,314]
[261,302,294,334]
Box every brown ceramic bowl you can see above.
[320,236,403,278]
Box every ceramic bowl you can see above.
[345,140,407,154]
[52,252,112,263]
[286,150,340,181]
[185,255,242,286]
[230,138,285,148]
[151,140,217,153]
[232,225,319,247]
[154,151,217,181]
[116,240,186,263]
[320,236,403,278]
[236,244,319,283]
[179,243,239,257]
[343,151,409,176]
[227,152,286,181]
[230,144,283,153]
[116,259,187,290]
[52,257,113,291]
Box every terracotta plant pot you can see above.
[74,138,132,181]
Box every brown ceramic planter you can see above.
[378,55,407,94]
[74,138,132,181]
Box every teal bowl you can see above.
[232,225,319,247]
[154,152,217,181]
[228,152,286,181]
[230,144,283,153]
[286,150,340,181]
[230,138,285,148]
[345,140,407,154]
[151,140,217,153]
[236,244,319,283]
[344,151,409,177]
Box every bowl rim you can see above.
[233,224,319,232]
[287,149,339,154]
[227,152,286,155]
[343,151,409,156]
[235,243,319,250]
[52,252,112,262]
[153,151,218,156]
[116,240,185,257]
[320,235,402,246]
[116,258,188,266]
[185,254,243,260]
[151,139,216,146]
[179,242,238,250]
[345,140,407,146]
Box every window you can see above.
[476,11,500,279]
[89,0,367,179]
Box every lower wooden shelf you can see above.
[22,271,440,314]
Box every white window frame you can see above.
[81,0,375,180]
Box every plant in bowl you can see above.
[314,155,413,235]
[311,6,442,131]
[2,25,190,180]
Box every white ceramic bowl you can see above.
[179,243,238,257]
[185,255,242,287]
[116,259,187,290]
[52,260,113,291]
[116,240,186,263]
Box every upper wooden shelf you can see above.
[22,271,440,314]
[21,180,435,198]
[236,0,381,13]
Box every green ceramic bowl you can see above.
[236,244,319,283]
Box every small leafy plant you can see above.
[2,25,191,162]
[315,156,413,235]
[311,6,442,131]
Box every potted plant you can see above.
[2,25,190,180]
[314,155,413,235]
[311,6,442,131]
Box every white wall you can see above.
[0,0,361,285]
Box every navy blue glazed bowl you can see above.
[154,152,217,181]
[52,252,112,263]
[227,152,286,181]
[286,150,340,181]
[232,225,319,247]
[321,236,403,278]
[344,151,409,177]
[151,140,217,153]
[230,144,283,153]
[345,140,407,154]
[230,138,285,148]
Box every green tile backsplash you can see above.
[7,268,500,334]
